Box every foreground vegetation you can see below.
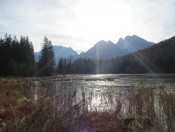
[0,77,175,132]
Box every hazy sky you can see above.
[0,0,175,52]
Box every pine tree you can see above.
[0,34,35,76]
[57,57,63,74]
[38,37,55,76]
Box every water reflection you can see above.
[27,74,175,113]
[21,74,175,131]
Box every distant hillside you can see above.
[57,35,175,74]
[79,35,154,59]
[117,35,154,53]
[112,36,175,73]
[35,35,154,63]
[79,40,117,60]
[35,45,78,64]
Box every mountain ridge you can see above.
[78,35,154,59]
[35,45,78,63]
[34,35,155,63]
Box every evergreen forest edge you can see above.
[0,34,175,77]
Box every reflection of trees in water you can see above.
[17,79,175,131]
[72,82,175,131]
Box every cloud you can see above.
[0,0,75,32]
[0,0,175,52]
[0,0,81,51]
[126,0,175,40]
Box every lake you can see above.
[1,74,175,131]
[24,74,174,109]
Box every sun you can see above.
[66,0,134,50]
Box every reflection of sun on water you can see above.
[86,80,117,112]
[91,94,101,109]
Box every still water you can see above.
[20,74,175,131]
[25,74,175,111]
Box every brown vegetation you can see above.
[0,77,175,132]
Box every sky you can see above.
[0,0,175,52]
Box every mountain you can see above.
[59,35,175,74]
[35,45,78,63]
[35,35,154,63]
[79,40,117,60]
[79,35,154,59]
[112,35,175,73]
[117,35,154,52]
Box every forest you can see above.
[57,36,175,74]
[0,34,175,77]
[0,34,35,76]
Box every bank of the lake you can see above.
[0,74,175,131]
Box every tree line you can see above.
[0,34,56,77]
[0,34,35,76]
[0,34,175,77]
[57,36,175,74]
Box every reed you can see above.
[0,78,174,132]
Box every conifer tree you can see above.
[38,37,55,76]
[0,34,35,76]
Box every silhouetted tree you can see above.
[0,34,35,76]
[55,36,175,74]
[38,37,55,76]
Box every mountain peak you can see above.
[94,40,115,48]
[117,35,154,52]
[107,40,114,44]
[35,35,154,62]
[35,45,78,63]
[124,35,147,42]
[117,37,125,45]
[132,35,140,38]
[96,40,106,44]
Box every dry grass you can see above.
[0,77,175,132]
